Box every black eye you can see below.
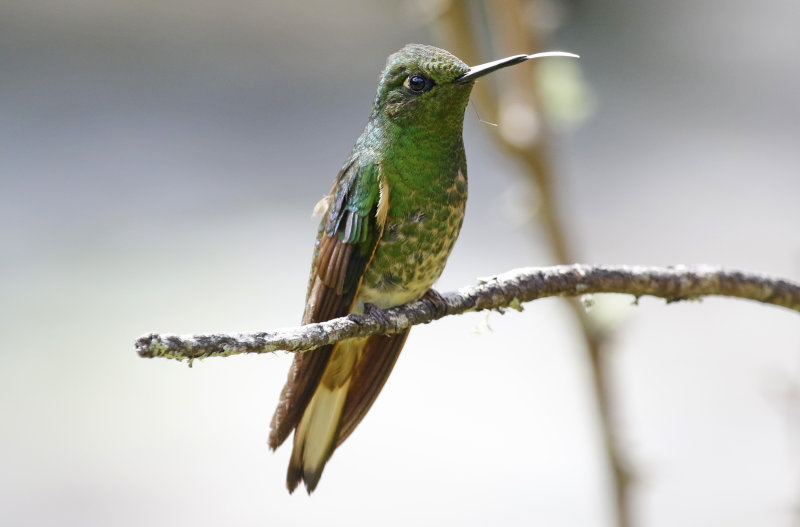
[404,74,432,93]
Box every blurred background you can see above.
[1,1,799,526]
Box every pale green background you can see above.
[2,1,799,526]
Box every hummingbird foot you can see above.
[422,288,449,316]
[362,302,392,326]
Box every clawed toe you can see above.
[363,302,392,325]
[422,288,448,314]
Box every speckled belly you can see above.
[356,182,467,311]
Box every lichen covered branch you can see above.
[136,264,800,362]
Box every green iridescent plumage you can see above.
[267,43,571,494]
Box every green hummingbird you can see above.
[268,43,578,494]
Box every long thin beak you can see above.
[453,51,580,84]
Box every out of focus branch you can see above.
[431,1,634,524]
[136,264,800,362]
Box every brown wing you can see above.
[335,328,411,447]
[268,161,384,449]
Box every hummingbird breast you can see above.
[355,163,468,312]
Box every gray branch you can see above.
[136,264,800,363]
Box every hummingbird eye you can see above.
[403,74,433,94]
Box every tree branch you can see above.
[136,264,800,363]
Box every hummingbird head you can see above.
[371,44,473,125]
[370,44,578,128]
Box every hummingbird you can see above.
[268,43,578,494]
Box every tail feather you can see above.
[287,381,350,493]
[269,343,335,450]
[336,330,410,446]
[280,330,410,493]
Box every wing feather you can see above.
[269,161,384,449]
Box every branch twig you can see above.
[136,264,800,362]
